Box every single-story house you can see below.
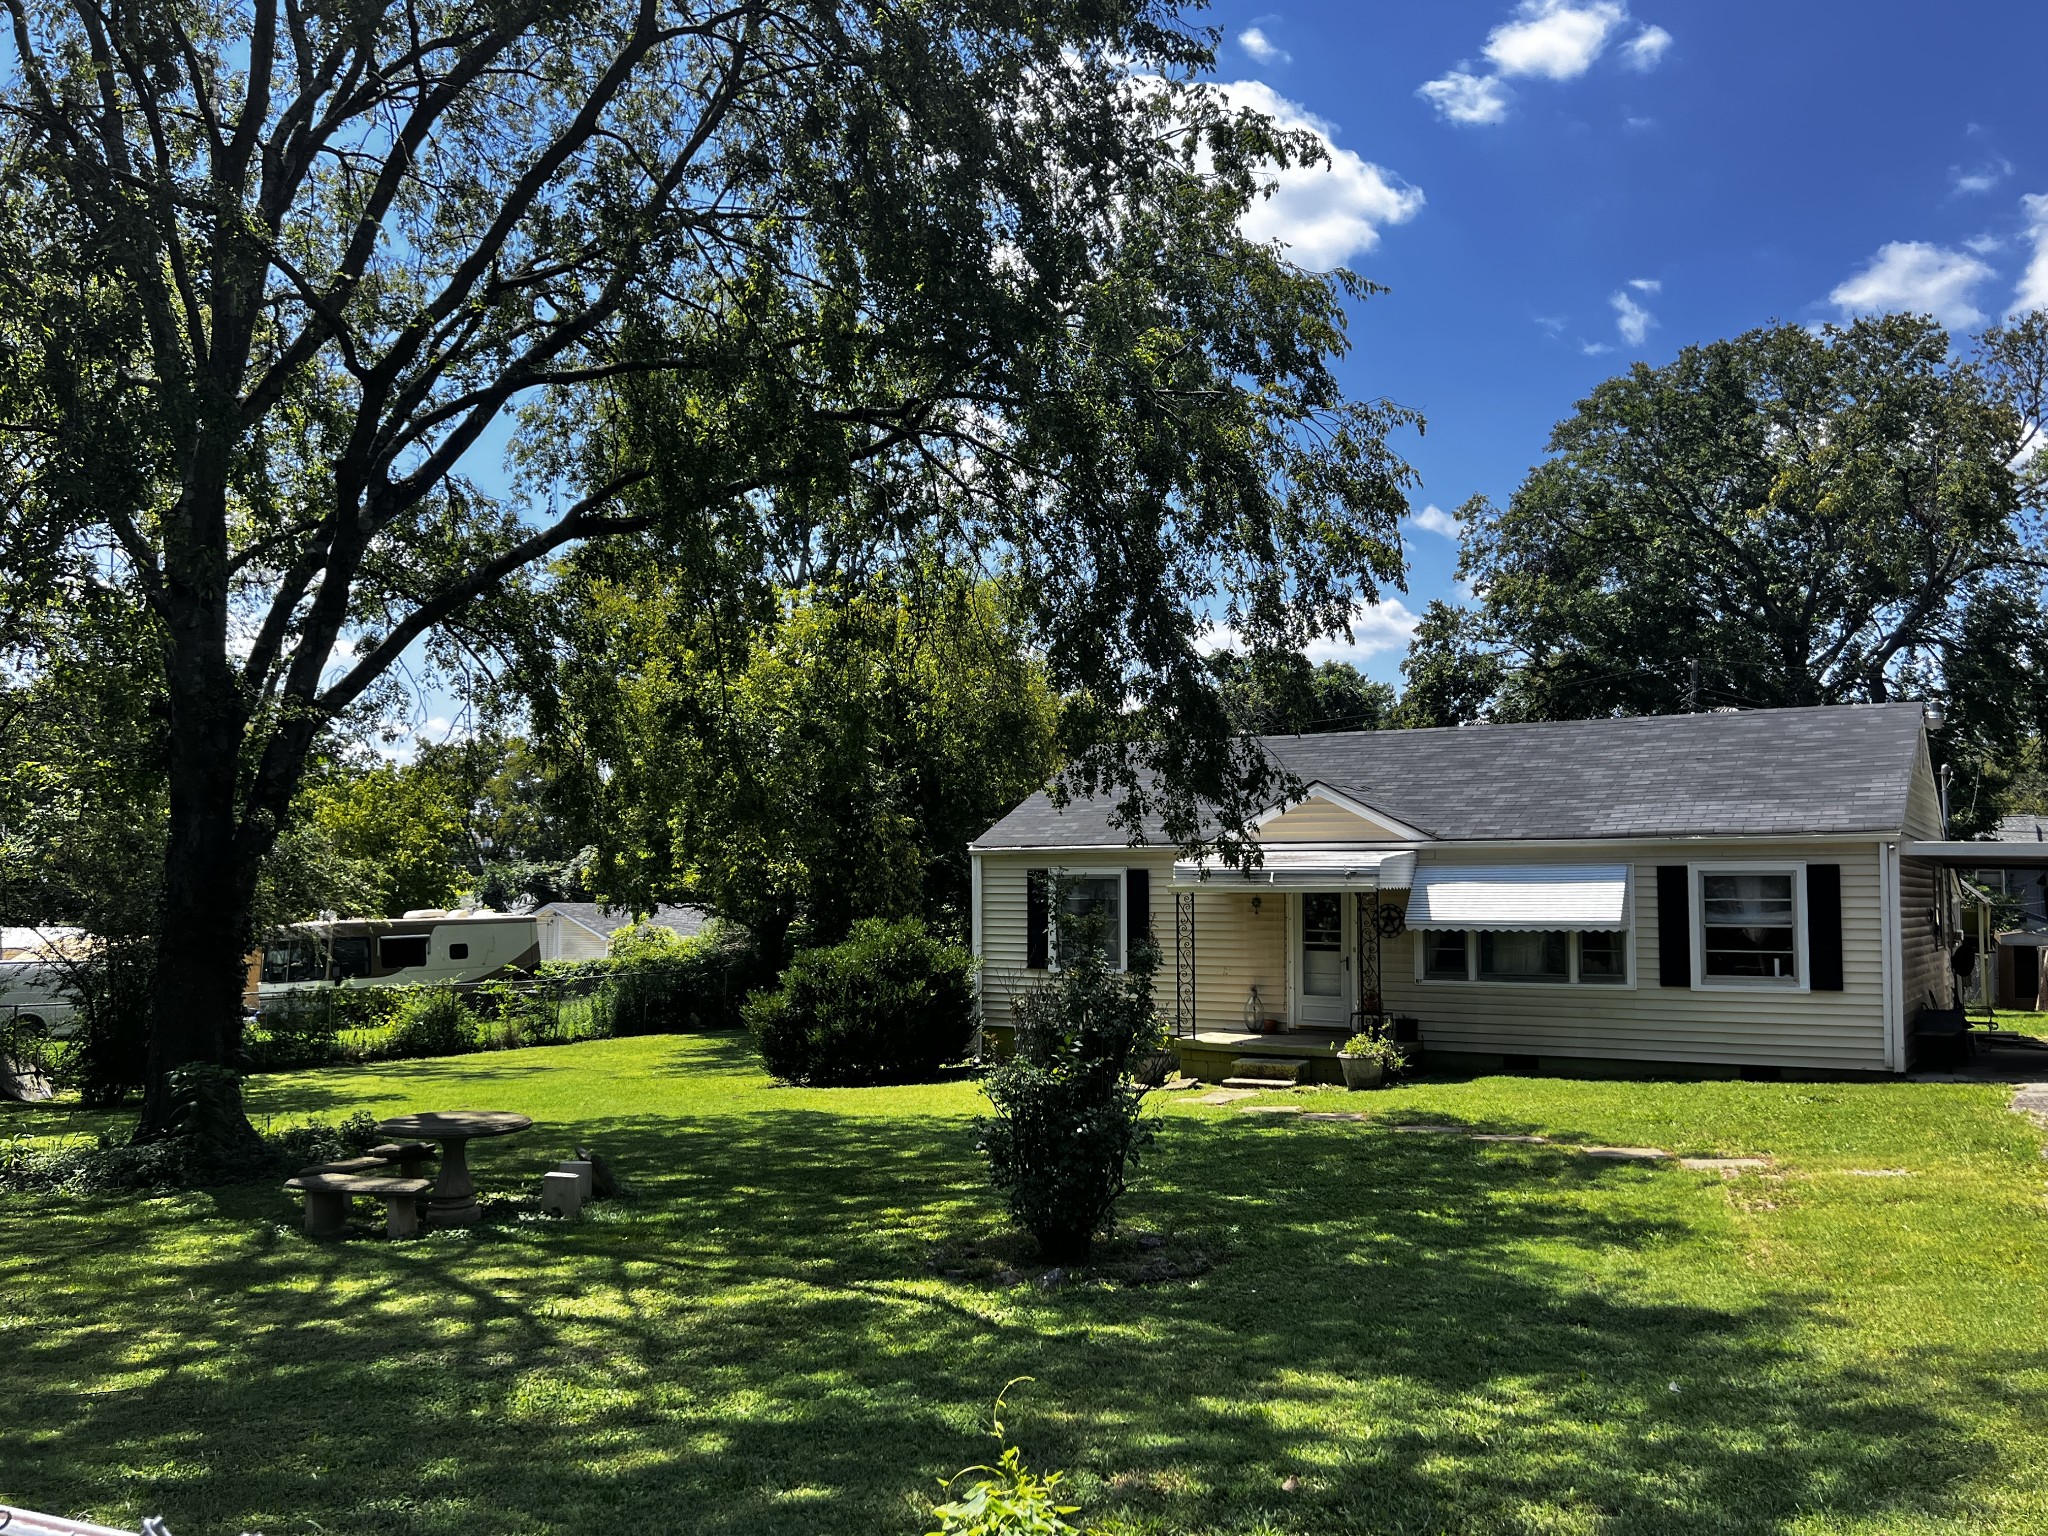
[529,901,707,963]
[970,703,2045,1080]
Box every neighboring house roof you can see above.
[1994,814,2048,843]
[535,901,708,939]
[972,703,1930,849]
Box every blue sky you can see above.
[414,0,2048,744]
[1208,0,2048,684]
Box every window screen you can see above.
[448,943,470,961]
[1478,930,1569,982]
[1058,876,1122,968]
[1423,930,1469,980]
[1700,872,1797,981]
[1577,930,1627,982]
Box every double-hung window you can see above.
[1697,869,1802,985]
[1056,872,1124,971]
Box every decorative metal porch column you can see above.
[1174,890,1197,1038]
[1353,894,1382,1035]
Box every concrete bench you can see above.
[285,1173,433,1238]
[368,1141,437,1177]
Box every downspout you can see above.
[970,852,985,1062]
[1879,839,1905,1073]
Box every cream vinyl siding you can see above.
[976,852,1182,1027]
[1375,841,1888,1071]
[1259,796,1411,842]
[1899,856,1951,1016]
[979,840,1891,1070]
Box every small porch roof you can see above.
[1168,848,1417,892]
[1903,840,2048,867]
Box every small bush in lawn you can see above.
[928,1381,1080,1536]
[746,918,976,1086]
[591,920,759,1037]
[976,941,1160,1264]
[386,986,478,1058]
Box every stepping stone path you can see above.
[1196,1089,1257,1106]
[1582,1146,1673,1161]
[2014,1084,2048,1131]
[1679,1156,1772,1174]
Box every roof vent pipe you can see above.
[1923,699,1947,730]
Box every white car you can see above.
[0,959,80,1038]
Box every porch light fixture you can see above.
[1250,894,1262,916]
[1244,985,1262,1029]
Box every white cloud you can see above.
[1952,157,2013,195]
[1410,504,1461,539]
[1304,599,1422,665]
[2016,194,2048,315]
[1611,288,1655,344]
[1627,276,1661,293]
[1534,314,1567,336]
[1238,26,1289,64]
[1829,240,1995,328]
[1417,70,1512,126]
[1580,339,1614,355]
[1620,24,1671,69]
[1966,233,2006,255]
[1222,80,1425,266]
[1484,0,1627,81]
[1422,3,1667,127]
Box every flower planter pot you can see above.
[1339,1056,1385,1090]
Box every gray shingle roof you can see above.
[972,703,1929,849]
[1995,814,2048,843]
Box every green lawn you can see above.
[6,1037,2048,1535]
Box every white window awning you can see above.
[1169,849,1416,892]
[1405,864,1632,931]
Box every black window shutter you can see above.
[1126,867,1152,959]
[1656,865,1692,987]
[1808,864,1844,991]
[1026,869,1050,970]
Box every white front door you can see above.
[1295,892,1351,1028]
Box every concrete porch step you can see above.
[1228,1056,1309,1084]
[1222,1076,1302,1090]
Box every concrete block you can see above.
[540,1170,583,1218]
[555,1160,595,1200]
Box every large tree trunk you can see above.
[135,673,264,1141]
[135,446,268,1143]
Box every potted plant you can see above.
[1338,1031,1403,1089]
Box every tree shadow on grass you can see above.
[0,1106,2024,1536]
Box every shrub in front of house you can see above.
[746,918,977,1086]
[976,944,1160,1264]
[591,920,760,1037]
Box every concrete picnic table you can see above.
[374,1110,533,1228]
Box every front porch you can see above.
[1178,1027,1351,1085]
